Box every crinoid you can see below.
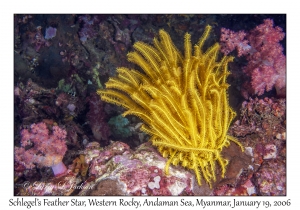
[97,25,244,187]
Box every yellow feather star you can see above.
[97,25,244,188]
